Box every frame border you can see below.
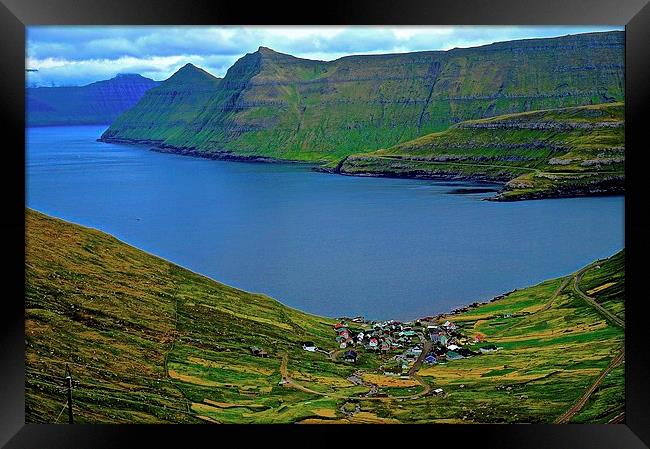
[2,0,649,446]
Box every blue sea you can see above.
[26,125,625,320]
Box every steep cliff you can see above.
[102,31,624,163]
[339,102,624,200]
[27,74,159,126]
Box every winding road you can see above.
[555,347,625,424]
[278,347,433,401]
[554,264,625,423]
[572,268,625,329]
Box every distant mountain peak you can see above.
[165,63,220,85]
[178,62,199,71]
[114,73,144,79]
[255,46,294,60]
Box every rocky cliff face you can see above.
[102,31,624,163]
[27,74,160,126]
[338,102,625,200]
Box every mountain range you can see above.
[27,74,159,126]
[100,31,624,165]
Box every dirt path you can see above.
[607,411,625,424]
[494,275,573,337]
[279,350,433,401]
[555,347,625,423]
[552,265,625,424]
[163,291,192,415]
[408,340,433,376]
[279,352,327,396]
[573,269,625,328]
[328,349,346,361]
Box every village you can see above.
[301,314,502,379]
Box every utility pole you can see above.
[64,364,74,424]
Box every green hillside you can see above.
[339,102,624,200]
[101,31,624,164]
[99,64,222,145]
[27,74,159,126]
[26,210,624,423]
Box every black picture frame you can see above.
[2,0,649,447]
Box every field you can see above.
[25,210,624,423]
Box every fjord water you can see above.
[27,126,624,320]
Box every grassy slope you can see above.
[101,64,222,145]
[102,32,624,164]
[26,210,624,423]
[26,210,337,423]
[410,250,625,424]
[339,103,624,200]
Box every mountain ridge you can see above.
[101,31,624,165]
[27,73,160,126]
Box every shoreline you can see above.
[98,136,625,202]
[99,136,323,166]
[25,207,621,326]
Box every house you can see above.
[479,345,499,354]
[424,354,437,365]
[457,348,477,357]
[431,334,449,347]
[406,346,422,359]
[447,344,460,351]
[433,388,444,395]
[344,350,358,363]
[443,321,457,330]
[250,346,269,358]
[334,323,347,330]
[446,351,464,360]
[338,329,351,340]
[368,337,379,349]
[302,342,317,352]
[351,316,365,323]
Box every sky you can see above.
[26,25,623,87]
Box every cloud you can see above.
[26,25,623,87]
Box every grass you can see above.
[339,103,624,200]
[26,209,624,423]
[101,32,624,168]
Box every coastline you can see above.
[25,207,620,326]
[98,136,625,202]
